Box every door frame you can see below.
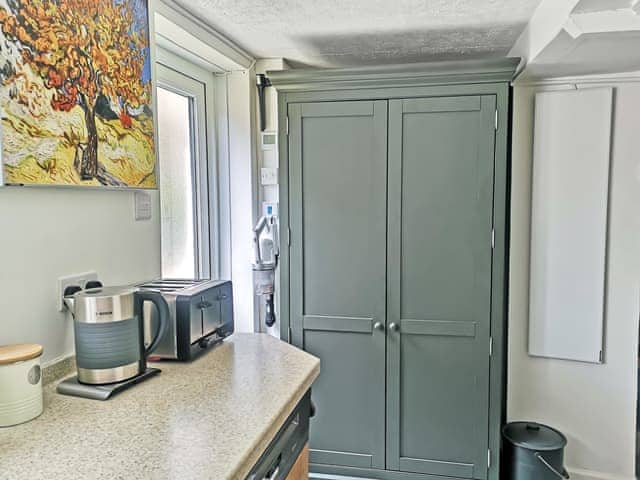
[272,60,514,480]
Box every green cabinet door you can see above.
[386,96,497,480]
[288,100,388,470]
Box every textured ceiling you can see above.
[171,0,544,67]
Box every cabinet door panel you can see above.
[289,100,387,470]
[387,95,496,480]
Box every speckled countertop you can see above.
[0,334,320,480]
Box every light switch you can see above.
[261,167,278,186]
[134,191,152,221]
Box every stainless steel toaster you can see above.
[137,279,234,361]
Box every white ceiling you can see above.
[572,0,634,13]
[171,0,544,67]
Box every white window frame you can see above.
[156,48,222,279]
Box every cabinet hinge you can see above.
[488,449,492,469]
[287,228,291,247]
[489,337,493,357]
[286,116,289,136]
[491,229,495,249]
[288,326,292,343]
[599,350,604,363]
[494,110,498,131]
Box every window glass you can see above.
[157,86,196,279]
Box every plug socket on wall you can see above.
[58,271,98,312]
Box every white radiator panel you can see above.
[528,88,612,363]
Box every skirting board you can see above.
[311,469,633,480]
[568,467,635,480]
[311,474,375,480]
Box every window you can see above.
[156,52,218,279]
[157,86,197,278]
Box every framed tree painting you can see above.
[0,0,156,188]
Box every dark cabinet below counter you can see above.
[246,391,311,480]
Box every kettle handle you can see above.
[135,291,169,356]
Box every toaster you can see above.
[137,279,234,361]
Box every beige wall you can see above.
[0,187,161,364]
[508,81,640,480]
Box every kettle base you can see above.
[77,360,142,386]
[57,368,160,401]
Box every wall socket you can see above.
[263,202,279,218]
[58,271,98,312]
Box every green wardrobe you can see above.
[270,59,516,480]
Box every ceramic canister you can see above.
[0,344,44,427]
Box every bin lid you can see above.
[503,422,567,451]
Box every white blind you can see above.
[528,88,612,363]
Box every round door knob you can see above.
[389,322,400,332]
[373,322,384,331]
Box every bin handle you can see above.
[535,452,570,479]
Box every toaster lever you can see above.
[199,333,224,350]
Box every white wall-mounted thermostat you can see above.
[261,131,277,151]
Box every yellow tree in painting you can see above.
[0,0,151,182]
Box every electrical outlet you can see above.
[58,271,98,312]
[263,202,279,218]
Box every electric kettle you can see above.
[64,286,169,385]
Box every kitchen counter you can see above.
[0,334,320,480]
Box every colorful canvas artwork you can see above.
[0,0,156,188]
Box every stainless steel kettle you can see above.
[64,286,169,385]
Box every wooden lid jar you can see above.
[0,344,44,427]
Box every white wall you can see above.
[227,68,259,334]
[508,80,640,480]
[0,188,160,364]
[254,59,286,336]
[255,59,285,207]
